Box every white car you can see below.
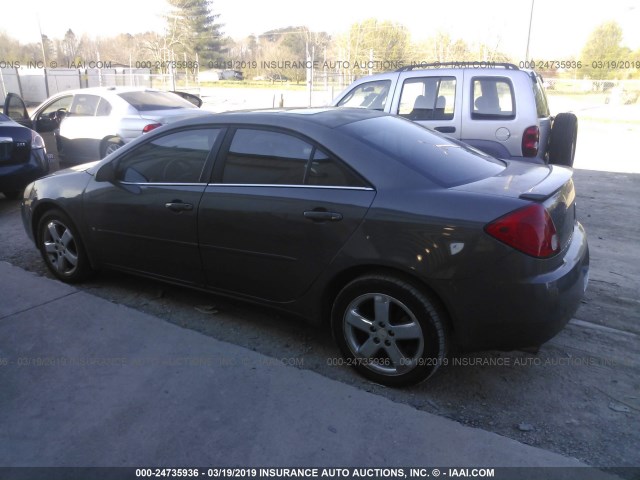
[20,87,209,164]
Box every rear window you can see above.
[118,91,197,111]
[343,116,505,187]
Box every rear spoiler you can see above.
[519,165,573,201]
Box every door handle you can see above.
[303,210,343,222]
[435,126,456,133]
[165,201,193,212]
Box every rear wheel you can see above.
[331,275,449,387]
[101,138,123,158]
[548,113,578,167]
[37,209,92,283]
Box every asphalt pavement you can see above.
[0,261,621,479]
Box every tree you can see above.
[165,0,225,63]
[580,21,626,80]
[58,29,80,65]
[331,18,409,76]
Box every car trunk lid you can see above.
[453,161,576,251]
[139,108,211,125]
[0,124,31,164]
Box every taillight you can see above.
[485,203,559,258]
[143,123,162,133]
[522,126,539,157]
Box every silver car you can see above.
[22,87,210,164]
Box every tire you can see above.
[331,274,449,387]
[37,209,92,283]
[548,113,578,167]
[2,191,21,200]
[101,138,124,158]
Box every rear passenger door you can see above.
[197,127,376,302]
[390,72,463,138]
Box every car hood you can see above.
[139,108,212,124]
[44,160,101,178]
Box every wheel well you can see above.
[100,136,122,155]
[31,201,61,241]
[321,265,454,333]
[31,201,98,269]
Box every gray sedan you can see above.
[20,108,589,386]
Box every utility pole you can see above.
[525,0,535,61]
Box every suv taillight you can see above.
[143,123,162,133]
[485,204,559,258]
[522,126,539,157]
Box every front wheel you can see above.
[331,275,449,387]
[37,209,92,283]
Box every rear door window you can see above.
[336,80,391,111]
[221,128,367,187]
[471,77,515,120]
[70,95,101,116]
[398,77,456,120]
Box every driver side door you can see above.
[32,95,73,163]
[83,127,224,285]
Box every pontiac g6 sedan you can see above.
[21,108,589,386]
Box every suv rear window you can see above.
[533,77,550,118]
[344,116,505,187]
[118,91,197,111]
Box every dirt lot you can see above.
[1,110,638,478]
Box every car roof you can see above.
[177,107,388,129]
[49,86,170,98]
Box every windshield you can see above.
[343,116,505,187]
[118,91,197,111]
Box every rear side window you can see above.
[336,80,391,111]
[471,77,515,120]
[70,95,101,116]
[222,129,366,187]
[343,116,505,187]
[398,76,456,121]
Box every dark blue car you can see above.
[1,94,51,199]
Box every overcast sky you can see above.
[5,0,640,60]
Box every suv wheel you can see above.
[549,113,578,167]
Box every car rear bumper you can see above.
[445,221,589,351]
[0,149,50,193]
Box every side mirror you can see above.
[95,161,116,182]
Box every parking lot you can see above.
[0,98,639,477]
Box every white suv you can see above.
[332,62,577,167]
